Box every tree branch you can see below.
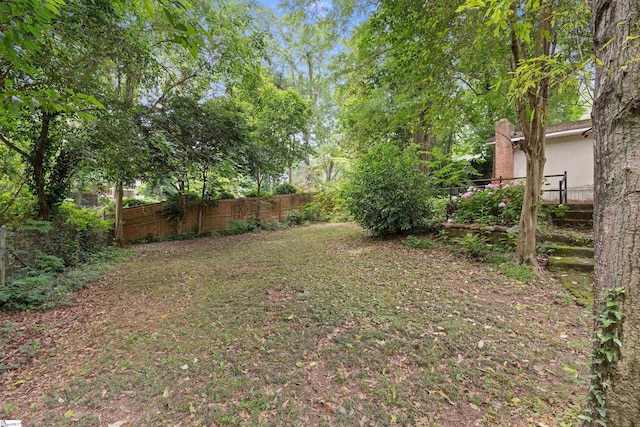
[150,70,201,110]
[0,133,28,158]
[0,180,26,217]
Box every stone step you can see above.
[552,245,594,258]
[557,271,594,307]
[564,204,593,212]
[553,218,593,228]
[562,210,593,221]
[548,256,594,273]
[539,233,594,246]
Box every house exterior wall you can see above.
[513,134,594,201]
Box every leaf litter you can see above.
[0,223,591,426]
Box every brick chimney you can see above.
[494,118,515,179]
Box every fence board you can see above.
[120,194,314,242]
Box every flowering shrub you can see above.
[451,182,524,226]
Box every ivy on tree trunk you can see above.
[588,0,640,425]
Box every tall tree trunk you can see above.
[34,113,53,220]
[114,178,124,242]
[301,51,317,187]
[515,150,545,265]
[198,169,207,235]
[288,167,293,185]
[256,175,262,227]
[510,2,553,266]
[415,110,432,174]
[587,1,640,425]
[326,160,334,183]
[177,180,186,235]
[302,153,310,186]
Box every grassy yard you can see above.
[1,223,591,426]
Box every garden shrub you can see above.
[451,182,524,226]
[1,248,125,310]
[283,201,326,226]
[426,196,449,228]
[122,198,156,208]
[243,189,272,198]
[343,142,432,235]
[158,192,201,231]
[273,183,298,195]
[56,202,112,262]
[262,218,283,230]
[284,210,304,226]
[0,272,66,310]
[2,205,115,309]
[11,203,113,268]
[452,232,492,260]
[224,216,257,234]
[307,187,350,222]
[213,190,236,200]
[300,202,323,222]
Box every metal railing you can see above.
[446,171,568,205]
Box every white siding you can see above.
[513,134,594,201]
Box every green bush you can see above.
[426,196,449,228]
[8,203,113,270]
[273,183,298,195]
[452,182,524,226]
[0,251,68,309]
[224,216,257,234]
[54,202,112,264]
[309,188,350,222]
[452,233,492,260]
[243,189,272,198]
[158,192,201,231]
[284,210,304,226]
[122,198,156,208]
[344,142,432,235]
[300,202,323,222]
[1,248,127,310]
[283,203,319,226]
[262,218,283,231]
[213,190,236,200]
[0,273,65,310]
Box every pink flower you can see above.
[498,202,507,208]
[461,191,473,199]
[485,183,500,191]
[447,219,453,223]
[487,192,494,196]
[512,180,520,186]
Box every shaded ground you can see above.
[1,223,591,426]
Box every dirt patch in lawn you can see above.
[1,223,591,426]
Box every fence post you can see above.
[0,225,7,287]
[559,180,564,205]
[499,176,503,186]
[564,171,568,204]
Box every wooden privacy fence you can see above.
[121,193,314,242]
